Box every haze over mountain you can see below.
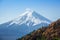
[0,9,51,40]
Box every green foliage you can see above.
[41,36,46,40]
[36,35,46,40]
[53,37,60,40]
[36,37,41,40]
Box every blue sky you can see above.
[0,0,60,24]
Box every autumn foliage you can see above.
[17,19,60,40]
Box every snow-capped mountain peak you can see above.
[9,9,51,26]
[0,9,51,40]
[19,8,33,17]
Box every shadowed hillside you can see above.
[17,19,60,40]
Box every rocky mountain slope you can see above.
[17,19,60,40]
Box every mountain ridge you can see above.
[9,10,51,27]
[0,9,51,40]
[18,19,60,40]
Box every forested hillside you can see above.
[17,19,60,40]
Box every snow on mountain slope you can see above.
[0,8,51,40]
[9,9,50,26]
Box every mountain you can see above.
[0,9,51,40]
[43,19,60,40]
[18,19,60,40]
